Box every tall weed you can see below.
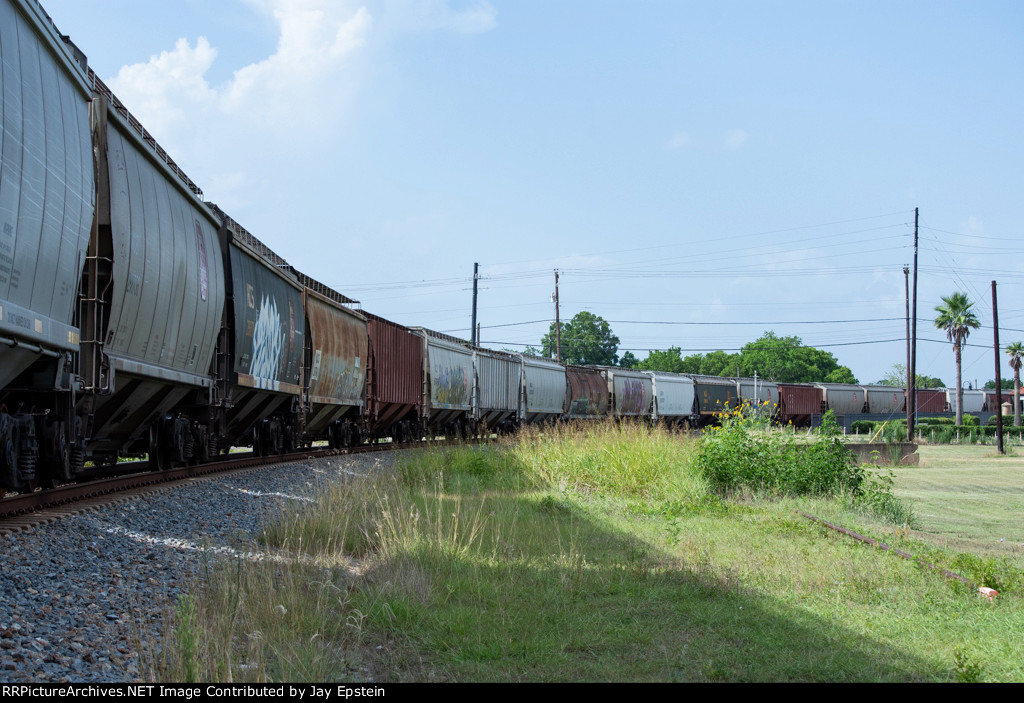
[508,421,705,502]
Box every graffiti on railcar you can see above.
[435,364,469,406]
[619,378,646,415]
[311,350,364,401]
[194,220,208,302]
[230,244,304,386]
[569,397,598,416]
[251,294,284,381]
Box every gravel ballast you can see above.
[0,452,396,683]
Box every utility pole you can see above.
[993,281,1004,454]
[909,208,919,440]
[554,270,561,362]
[905,265,911,440]
[471,262,479,345]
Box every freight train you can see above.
[0,0,998,493]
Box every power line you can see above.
[482,209,912,268]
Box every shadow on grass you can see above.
[347,449,942,682]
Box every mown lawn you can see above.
[890,445,1024,566]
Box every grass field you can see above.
[157,428,1024,683]
[892,445,1024,565]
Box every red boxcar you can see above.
[913,388,947,414]
[777,384,824,426]
[364,311,424,441]
[565,365,608,419]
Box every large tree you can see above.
[737,331,857,383]
[541,311,620,366]
[641,333,856,383]
[1006,342,1023,427]
[637,346,686,373]
[694,350,742,376]
[934,292,981,426]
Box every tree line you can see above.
[530,312,858,384]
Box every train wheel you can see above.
[38,421,63,489]
[173,421,188,464]
[38,418,71,487]
[1,415,18,490]
[148,424,169,472]
[253,427,264,457]
[271,421,284,455]
[195,426,210,463]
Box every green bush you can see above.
[961,414,979,426]
[699,408,915,525]
[924,426,954,444]
[698,408,859,497]
[917,417,954,426]
[920,424,1014,444]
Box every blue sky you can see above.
[41,0,1024,387]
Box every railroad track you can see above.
[0,437,484,527]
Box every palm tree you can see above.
[1006,342,1024,427]
[934,293,981,426]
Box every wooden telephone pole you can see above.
[554,270,561,362]
[908,208,919,441]
[471,262,479,345]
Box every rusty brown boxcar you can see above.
[286,268,368,447]
[565,365,607,419]
[364,311,423,441]
[777,383,824,426]
[913,388,948,414]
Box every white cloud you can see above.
[107,0,498,148]
[102,0,498,216]
[665,131,692,150]
[109,0,372,140]
[222,2,373,116]
[108,36,218,136]
[723,129,749,151]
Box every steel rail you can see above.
[794,509,976,588]
[0,436,485,523]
